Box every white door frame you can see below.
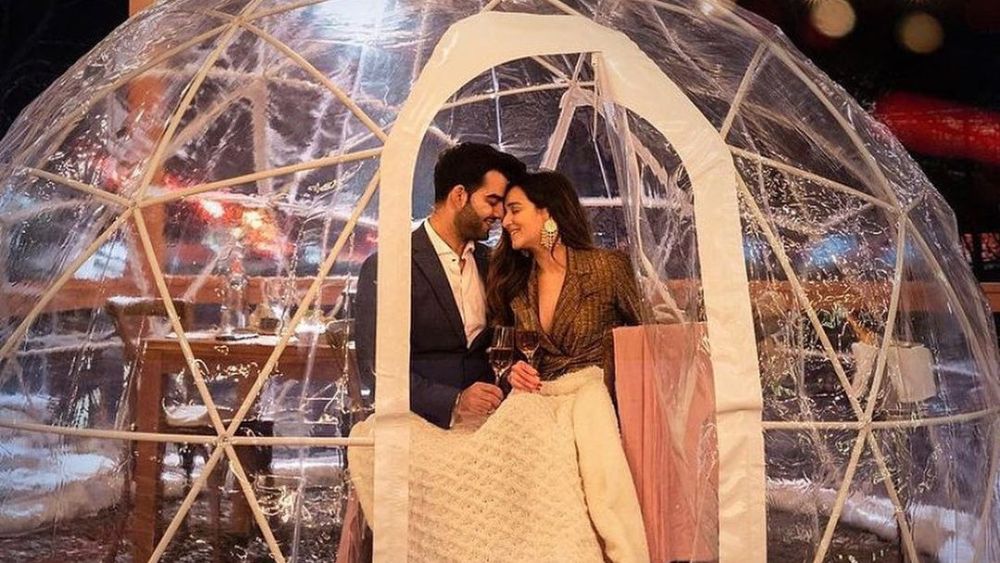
[374,11,767,562]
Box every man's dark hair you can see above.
[433,142,526,203]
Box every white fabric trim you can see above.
[379,12,767,561]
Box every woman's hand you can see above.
[507,361,542,392]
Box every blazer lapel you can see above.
[522,268,542,332]
[550,248,593,342]
[515,267,562,354]
[412,226,466,343]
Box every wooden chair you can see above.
[324,319,372,562]
[324,319,371,420]
[336,488,372,563]
[105,296,195,561]
[107,296,195,369]
[107,296,206,488]
[105,296,270,562]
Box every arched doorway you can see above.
[373,11,767,562]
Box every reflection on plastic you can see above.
[0,0,995,562]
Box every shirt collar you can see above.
[424,219,475,259]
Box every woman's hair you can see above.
[487,170,594,324]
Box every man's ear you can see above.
[448,185,468,208]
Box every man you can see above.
[354,143,526,428]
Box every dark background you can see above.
[1,0,997,280]
[0,0,126,132]
[739,0,1000,281]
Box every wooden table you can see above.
[130,331,343,562]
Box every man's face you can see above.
[454,170,508,241]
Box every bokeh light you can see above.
[809,0,857,39]
[898,11,945,54]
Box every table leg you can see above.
[230,373,259,535]
[132,352,164,562]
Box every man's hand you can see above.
[454,382,503,419]
[508,361,542,392]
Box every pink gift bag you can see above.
[614,323,719,562]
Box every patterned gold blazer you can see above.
[509,247,644,380]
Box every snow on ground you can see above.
[0,395,122,535]
[4,389,990,558]
[768,478,994,562]
[0,394,347,535]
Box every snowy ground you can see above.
[0,393,996,562]
[0,394,349,537]
[768,478,998,562]
[0,394,123,535]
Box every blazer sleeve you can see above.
[410,375,461,429]
[610,250,646,326]
[356,253,461,429]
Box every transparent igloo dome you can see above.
[0,0,997,561]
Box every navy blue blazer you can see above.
[354,225,493,428]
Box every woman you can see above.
[488,171,649,560]
[349,171,649,563]
[489,170,645,392]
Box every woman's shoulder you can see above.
[574,247,633,272]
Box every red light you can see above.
[874,92,1000,166]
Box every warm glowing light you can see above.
[237,209,286,255]
[199,199,224,219]
[809,0,856,39]
[243,209,265,230]
[898,12,944,54]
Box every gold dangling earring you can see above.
[540,218,559,251]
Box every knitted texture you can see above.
[348,367,649,563]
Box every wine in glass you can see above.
[488,326,515,385]
[516,329,540,367]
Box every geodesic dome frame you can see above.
[0,0,997,561]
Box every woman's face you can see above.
[502,186,548,251]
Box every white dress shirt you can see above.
[424,221,486,347]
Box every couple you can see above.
[351,143,649,563]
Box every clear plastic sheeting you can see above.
[0,1,994,562]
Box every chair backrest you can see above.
[106,296,194,363]
[324,319,366,410]
[106,296,194,430]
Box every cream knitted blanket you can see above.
[348,366,650,563]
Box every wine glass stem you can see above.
[494,368,506,386]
